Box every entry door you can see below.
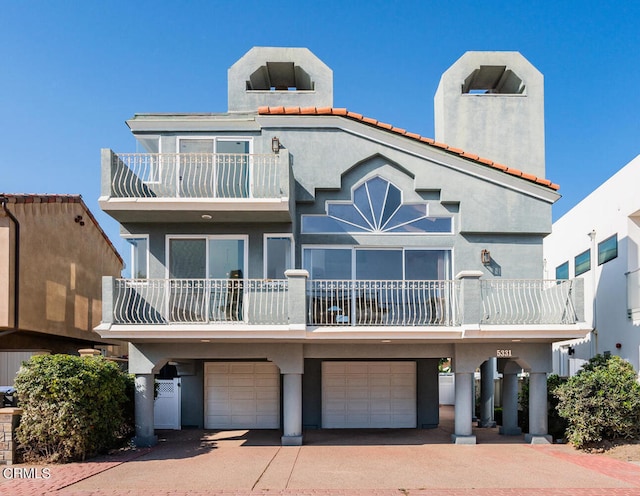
[322,361,416,428]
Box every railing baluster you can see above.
[112,278,287,325]
[109,153,279,200]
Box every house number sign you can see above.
[496,349,512,358]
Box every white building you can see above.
[544,155,640,376]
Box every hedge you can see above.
[14,354,133,463]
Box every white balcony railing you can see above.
[109,153,281,199]
[105,276,583,329]
[480,279,578,325]
[307,280,461,326]
[113,278,288,325]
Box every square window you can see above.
[574,249,590,276]
[598,235,618,265]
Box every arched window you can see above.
[301,176,452,234]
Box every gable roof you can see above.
[258,106,559,191]
[0,193,122,263]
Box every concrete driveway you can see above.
[3,407,640,495]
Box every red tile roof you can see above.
[258,106,559,191]
[0,194,122,263]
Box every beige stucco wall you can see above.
[0,216,15,328]
[2,200,121,343]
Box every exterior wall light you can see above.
[271,136,280,153]
[481,249,491,265]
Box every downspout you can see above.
[588,229,597,355]
[0,196,19,332]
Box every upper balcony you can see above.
[99,150,292,223]
[97,273,588,342]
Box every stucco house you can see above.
[0,194,123,385]
[544,154,640,377]
[96,47,589,446]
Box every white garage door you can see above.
[204,362,279,429]
[322,361,416,428]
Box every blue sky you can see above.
[2,1,639,255]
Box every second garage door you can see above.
[322,361,416,428]
[204,362,279,429]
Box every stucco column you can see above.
[525,372,551,444]
[101,276,115,324]
[281,373,303,446]
[499,371,522,435]
[285,269,308,330]
[478,358,496,427]
[133,373,158,447]
[452,372,476,444]
[455,270,484,324]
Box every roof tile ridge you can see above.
[256,106,559,191]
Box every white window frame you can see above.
[263,233,294,279]
[165,234,249,280]
[302,245,454,281]
[176,137,253,198]
[176,137,253,154]
[122,235,149,279]
[136,136,162,185]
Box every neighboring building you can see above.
[97,47,589,446]
[544,155,640,376]
[0,194,124,384]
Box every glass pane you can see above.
[353,183,374,227]
[303,249,351,279]
[169,239,206,279]
[574,249,590,276]
[301,216,368,233]
[327,204,370,230]
[180,139,213,153]
[405,250,448,280]
[216,141,249,198]
[122,238,148,278]
[209,239,245,279]
[555,262,569,280]
[380,183,401,227]
[384,204,426,230]
[598,235,618,265]
[366,177,389,228]
[216,140,250,154]
[266,237,291,278]
[387,217,452,233]
[355,250,402,280]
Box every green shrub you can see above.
[554,354,640,449]
[14,354,133,463]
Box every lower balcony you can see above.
[97,274,588,341]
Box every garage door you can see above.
[204,362,279,429]
[322,361,416,428]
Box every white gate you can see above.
[438,373,455,405]
[154,378,181,430]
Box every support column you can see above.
[452,372,476,444]
[281,373,303,446]
[133,373,157,447]
[499,371,521,435]
[478,358,496,427]
[525,372,551,444]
